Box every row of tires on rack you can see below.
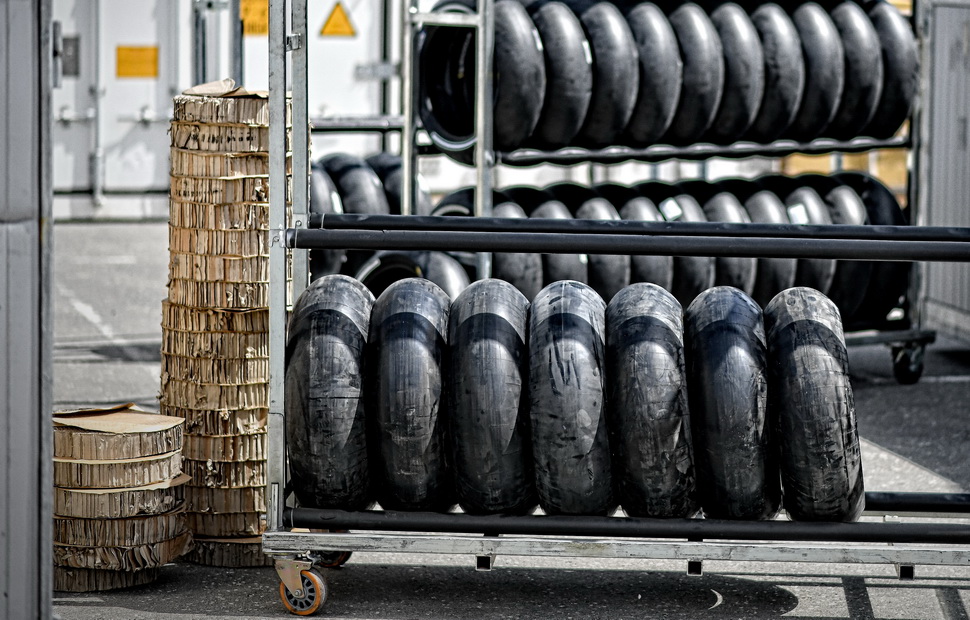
[308,152,911,332]
[286,276,864,521]
[417,0,918,159]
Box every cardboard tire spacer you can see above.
[183,431,267,462]
[161,352,269,385]
[166,279,269,310]
[53,566,162,593]
[159,405,267,436]
[53,410,184,461]
[181,457,267,488]
[160,328,268,359]
[185,511,265,538]
[186,537,273,567]
[184,485,266,514]
[53,474,190,519]
[159,378,267,410]
[172,88,277,126]
[168,201,269,231]
[161,300,269,333]
[53,531,192,571]
[53,450,182,490]
[169,175,273,204]
[168,252,270,284]
[169,121,277,153]
[167,225,268,258]
[53,508,187,547]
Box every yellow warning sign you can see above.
[241,0,269,36]
[321,2,356,37]
[116,46,158,78]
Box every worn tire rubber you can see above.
[705,3,765,144]
[825,2,884,140]
[547,183,630,302]
[449,279,536,515]
[622,2,682,145]
[765,287,865,522]
[800,174,872,322]
[308,162,346,280]
[662,3,724,145]
[606,283,697,518]
[286,275,375,510]
[529,281,614,515]
[494,201,545,301]
[693,185,758,296]
[718,178,797,309]
[503,185,588,285]
[365,152,433,216]
[685,286,779,520]
[368,278,454,512]
[744,4,805,143]
[569,0,639,147]
[637,181,715,308]
[834,172,911,327]
[785,3,845,142]
[354,250,470,301]
[595,183,673,291]
[863,1,919,139]
[526,1,594,149]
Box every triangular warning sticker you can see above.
[321,2,356,37]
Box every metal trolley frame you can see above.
[263,0,969,611]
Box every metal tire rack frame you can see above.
[264,0,970,608]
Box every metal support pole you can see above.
[229,0,244,86]
[291,0,309,299]
[267,0,289,534]
[399,0,418,216]
[473,0,495,278]
[193,2,208,85]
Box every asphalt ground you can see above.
[51,221,970,620]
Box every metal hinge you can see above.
[286,34,303,51]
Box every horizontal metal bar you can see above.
[262,532,970,566]
[309,115,405,133]
[498,136,912,166]
[285,508,970,544]
[844,329,938,347]
[288,229,970,262]
[866,492,970,514]
[409,11,478,27]
[313,214,970,243]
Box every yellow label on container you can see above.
[321,2,356,37]
[241,0,269,36]
[116,46,158,78]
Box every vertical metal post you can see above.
[267,0,289,534]
[193,1,208,85]
[90,0,104,208]
[291,0,309,299]
[473,0,495,278]
[400,0,418,216]
[230,0,244,86]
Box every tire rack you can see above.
[265,0,967,611]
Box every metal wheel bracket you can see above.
[276,559,314,597]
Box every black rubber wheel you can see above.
[765,287,865,522]
[449,279,537,514]
[606,283,697,518]
[760,176,836,296]
[834,172,911,328]
[744,4,805,143]
[825,2,884,140]
[417,0,546,160]
[568,0,639,147]
[800,174,872,323]
[863,1,919,139]
[662,3,724,145]
[354,250,470,301]
[529,281,613,515]
[636,181,715,308]
[493,201,545,301]
[308,162,346,280]
[621,2,682,145]
[503,185,588,285]
[784,3,845,142]
[689,184,757,296]
[365,152,433,216]
[369,278,454,511]
[546,183,630,302]
[526,1,593,149]
[595,183,673,291]
[320,153,391,276]
[285,275,375,510]
[685,286,779,520]
[718,179,797,309]
[892,344,925,385]
[704,3,765,145]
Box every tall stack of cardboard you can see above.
[52,405,191,592]
[161,83,284,567]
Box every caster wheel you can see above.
[279,568,328,616]
[892,345,925,385]
[316,551,353,569]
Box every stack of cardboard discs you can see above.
[52,404,191,592]
[161,83,284,567]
